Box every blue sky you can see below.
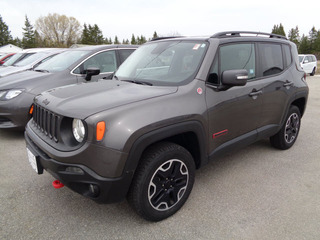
[1,0,319,41]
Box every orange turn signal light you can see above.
[29,104,34,115]
[96,121,106,141]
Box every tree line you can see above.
[0,13,158,48]
[1,13,320,57]
[272,23,320,57]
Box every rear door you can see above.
[256,43,295,136]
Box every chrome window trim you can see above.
[70,48,137,76]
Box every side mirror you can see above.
[221,69,248,86]
[303,60,309,63]
[85,67,100,81]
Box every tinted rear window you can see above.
[283,45,292,68]
[259,44,283,77]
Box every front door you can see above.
[205,42,262,155]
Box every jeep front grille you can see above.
[32,104,60,142]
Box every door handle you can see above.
[249,90,262,97]
[284,81,294,87]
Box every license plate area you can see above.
[27,148,43,174]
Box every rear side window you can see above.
[283,45,292,68]
[119,49,135,63]
[259,44,283,76]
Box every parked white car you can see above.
[299,54,317,76]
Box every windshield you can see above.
[34,50,88,73]
[3,53,34,67]
[14,52,49,67]
[115,40,208,86]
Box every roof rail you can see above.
[151,36,184,41]
[211,31,287,40]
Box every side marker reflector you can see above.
[96,121,106,141]
[213,129,228,139]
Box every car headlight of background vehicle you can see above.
[0,89,25,101]
[72,119,85,142]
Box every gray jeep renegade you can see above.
[25,31,309,221]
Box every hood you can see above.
[35,80,178,119]
[0,65,32,78]
[0,70,52,89]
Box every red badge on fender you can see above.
[197,88,203,95]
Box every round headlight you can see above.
[72,119,85,142]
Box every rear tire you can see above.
[270,105,301,150]
[310,67,316,76]
[127,142,195,221]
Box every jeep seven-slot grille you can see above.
[32,104,60,142]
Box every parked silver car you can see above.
[0,48,65,78]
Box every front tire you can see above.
[128,142,195,221]
[270,105,301,150]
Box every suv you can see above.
[25,31,309,221]
[299,54,317,76]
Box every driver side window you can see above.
[73,50,116,74]
[207,43,256,85]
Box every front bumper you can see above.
[25,127,134,204]
[0,93,33,129]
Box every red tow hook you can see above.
[52,180,64,189]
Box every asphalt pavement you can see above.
[1,76,320,240]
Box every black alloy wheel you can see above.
[128,142,195,221]
[270,105,301,150]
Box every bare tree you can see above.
[35,13,81,47]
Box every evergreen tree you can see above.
[131,34,136,45]
[308,26,318,51]
[288,26,300,47]
[34,30,45,47]
[114,36,120,44]
[22,15,35,48]
[0,14,13,46]
[299,34,311,54]
[92,24,104,44]
[272,23,286,37]
[314,31,320,52]
[81,24,90,44]
[138,35,147,45]
[11,37,22,48]
[153,31,158,39]
[81,23,104,45]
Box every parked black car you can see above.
[0,45,137,129]
[25,32,308,221]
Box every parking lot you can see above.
[1,76,320,240]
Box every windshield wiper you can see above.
[122,79,153,86]
[35,69,49,73]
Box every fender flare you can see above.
[123,120,208,175]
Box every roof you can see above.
[67,44,138,51]
[0,44,23,53]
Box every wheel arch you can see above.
[291,96,307,117]
[123,121,208,176]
